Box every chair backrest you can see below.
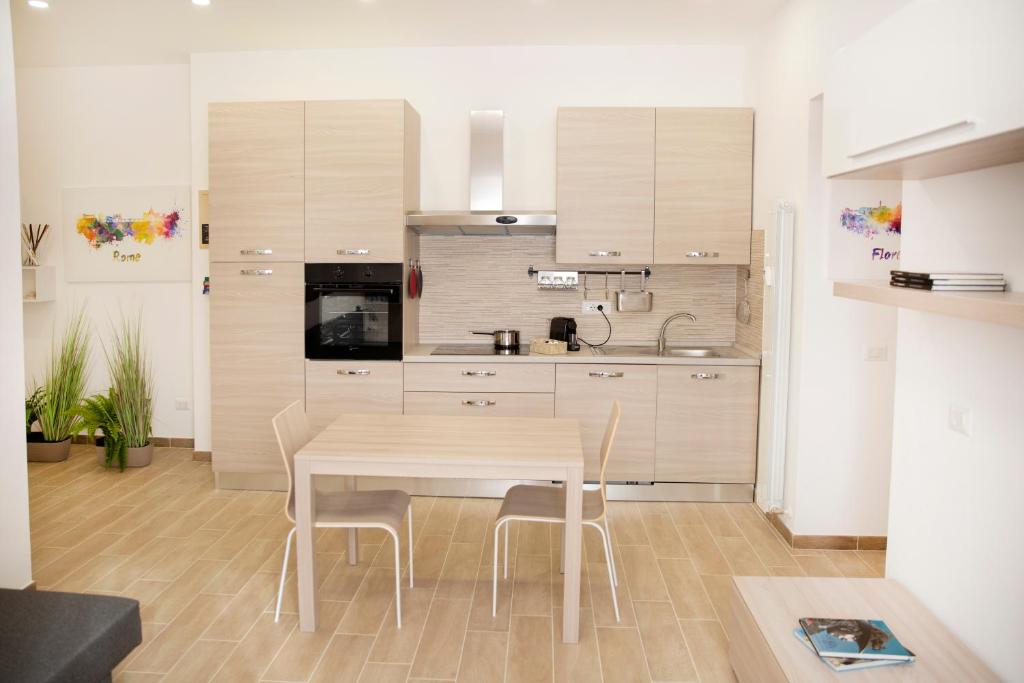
[271,400,313,523]
[595,401,622,512]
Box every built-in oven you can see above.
[305,263,403,361]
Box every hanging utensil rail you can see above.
[527,265,651,279]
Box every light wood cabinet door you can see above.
[305,361,403,433]
[404,363,554,393]
[305,100,420,263]
[654,107,753,265]
[210,262,305,474]
[655,365,758,483]
[556,108,655,265]
[404,392,554,419]
[554,364,656,481]
[209,102,305,262]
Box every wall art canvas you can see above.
[63,186,191,282]
[827,180,902,281]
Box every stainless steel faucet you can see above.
[658,312,697,353]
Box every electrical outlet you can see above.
[582,300,611,314]
[865,345,888,362]
[175,399,190,411]
[948,404,971,436]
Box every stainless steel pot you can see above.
[471,329,520,348]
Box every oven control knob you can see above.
[363,266,373,278]
[334,266,345,278]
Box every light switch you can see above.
[175,399,191,411]
[948,404,971,436]
[865,346,888,362]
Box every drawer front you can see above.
[403,392,554,418]
[404,363,555,393]
[305,361,404,432]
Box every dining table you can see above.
[293,412,586,643]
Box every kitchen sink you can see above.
[590,346,720,358]
[664,348,720,357]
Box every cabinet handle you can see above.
[461,370,497,377]
[239,248,273,255]
[338,248,370,255]
[849,118,974,158]
[589,250,621,257]
[339,369,370,376]
[691,372,720,380]
[685,251,719,258]
[589,371,624,378]
[462,400,496,407]
[240,268,273,276]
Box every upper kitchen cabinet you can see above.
[654,107,753,265]
[209,101,305,262]
[305,100,420,263]
[556,107,655,264]
[823,0,1024,179]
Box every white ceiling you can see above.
[11,0,787,67]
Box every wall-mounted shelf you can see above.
[22,265,56,303]
[834,279,1024,329]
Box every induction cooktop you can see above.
[430,344,529,356]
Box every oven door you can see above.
[305,283,403,360]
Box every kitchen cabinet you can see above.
[655,365,758,483]
[209,101,305,263]
[822,0,1024,178]
[404,392,554,418]
[554,364,657,481]
[305,100,420,263]
[210,262,304,474]
[404,362,554,393]
[305,361,403,433]
[654,107,753,265]
[556,108,655,265]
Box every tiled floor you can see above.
[28,446,885,682]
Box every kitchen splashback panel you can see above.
[418,236,737,345]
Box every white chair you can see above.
[271,400,414,627]
[492,401,622,622]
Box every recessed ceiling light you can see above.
[27,0,49,8]
[191,0,210,6]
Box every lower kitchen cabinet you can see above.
[306,361,403,432]
[210,262,304,475]
[655,365,759,483]
[404,391,554,418]
[554,364,657,481]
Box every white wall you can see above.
[16,64,193,438]
[748,0,898,536]
[1,0,34,589]
[887,162,1024,681]
[189,44,750,450]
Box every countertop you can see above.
[404,344,761,366]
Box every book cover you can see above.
[891,270,1004,280]
[792,628,912,672]
[799,618,916,661]
[890,281,1006,291]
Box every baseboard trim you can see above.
[24,581,36,590]
[192,450,212,462]
[71,435,194,448]
[765,510,887,551]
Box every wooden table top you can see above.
[297,413,584,470]
[731,576,999,682]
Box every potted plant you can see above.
[80,390,127,470]
[103,316,154,468]
[27,313,90,463]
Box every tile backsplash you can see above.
[417,236,739,346]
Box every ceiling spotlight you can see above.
[28,0,49,8]
[191,0,210,6]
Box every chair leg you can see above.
[492,520,502,617]
[591,522,620,623]
[390,529,402,629]
[603,515,618,587]
[275,527,296,624]
[407,504,414,588]
[503,522,510,580]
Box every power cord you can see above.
[580,304,612,347]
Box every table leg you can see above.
[345,476,358,565]
[562,465,583,643]
[295,459,318,632]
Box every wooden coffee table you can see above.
[727,576,999,682]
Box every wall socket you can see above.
[175,399,191,411]
[864,345,888,362]
[581,301,611,314]
[948,404,972,436]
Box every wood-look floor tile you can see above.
[620,546,670,601]
[596,626,651,683]
[456,630,508,683]
[51,553,127,592]
[676,524,731,575]
[201,490,265,531]
[732,516,800,569]
[161,496,233,538]
[435,542,483,600]
[422,497,462,535]
[140,559,227,623]
[452,498,497,544]
[516,520,553,557]
[794,554,842,577]
[337,566,399,635]
[262,599,348,682]
[201,513,273,562]
[679,620,736,683]
[34,532,126,587]
[507,615,553,683]
[317,551,371,602]
[641,511,688,558]
[143,529,226,582]
[410,533,453,591]
[272,553,343,616]
[209,612,297,683]
[769,564,806,576]
[553,608,602,683]
[368,587,435,664]
[114,672,163,683]
[698,574,737,625]
[657,558,716,620]
[511,553,551,616]
[161,638,236,683]
[203,537,280,595]
[634,601,698,682]
[696,504,745,538]
[203,571,279,641]
[90,536,181,592]
[857,549,887,576]
[309,633,374,683]
[409,598,472,680]
[608,502,650,546]
[358,662,411,683]
[666,502,704,527]
[717,536,770,576]
[589,560,636,627]
[823,550,876,577]
[127,593,233,674]
[467,557,512,632]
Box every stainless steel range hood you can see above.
[406,110,556,236]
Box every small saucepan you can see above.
[471,329,520,349]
